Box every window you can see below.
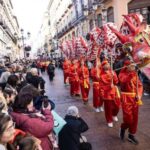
[97,14,102,27]
[129,7,150,25]
[135,9,141,14]
[129,9,135,13]
[107,7,114,22]
[89,19,94,30]
[147,6,150,24]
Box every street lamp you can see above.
[14,29,31,58]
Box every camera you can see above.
[43,98,49,108]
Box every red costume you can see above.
[63,60,70,84]
[99,61,119,123]
[78,66,90,102]
[119,65,143,134]
[91,66,103,108]
[69,63,80,96]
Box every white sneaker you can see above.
[95,108,100,113]
[99,107,104,112]
[108,122,113,128]
[144,92,149,96]
[113,116,118,122]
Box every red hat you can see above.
[101,60,109,67]
[124,60,131,66]
[124,59,134,66]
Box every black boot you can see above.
[83,101,88,105]
[119,128,125,140]
[128,134,139,145]
[75,94,80,97]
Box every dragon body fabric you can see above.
[59,13,150,79]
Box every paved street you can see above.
[43,69,150,150]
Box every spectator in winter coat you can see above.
[0,67,11,90]
[10,93,54,150]
[4,75,19,95]
[58,106,89,150]
[27,68,45,93]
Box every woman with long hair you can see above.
[10,93,54,150]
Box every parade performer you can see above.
[63,58,70,85]
[69,59,80,97]
[78,58,90,104]
[91,58,104,112]
[99,60,119,127]
[119,60,143,144]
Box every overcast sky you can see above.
[11,0,49,52]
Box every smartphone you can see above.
[43,99,49,108]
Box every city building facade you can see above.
[38,0,150,57]
[0,0,20,61]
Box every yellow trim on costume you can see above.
[115,86,120,98]
[84,80,89,88]
[93,82,99,84]
[137,99,143,105]
[121,92,136,97]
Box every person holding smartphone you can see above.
[10,93,54,150]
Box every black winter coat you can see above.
[58,115,89,150]
[47,64,55,75]
[26,74,45,89]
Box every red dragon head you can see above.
[109,13,150,79]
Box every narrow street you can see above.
[43,69,150,150]
[0,0,150,150]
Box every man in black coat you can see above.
[47,61,55,81]
[26,68,45,95]
[58,106,89,150]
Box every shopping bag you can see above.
[51,110,66,136]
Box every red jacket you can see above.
[119,68,143,98]
[99,69,118,100]
[10,110,54,150]
[69,64,79,82]
[63,60,70,73]
[91,67,101,82]
[78,66,89,84]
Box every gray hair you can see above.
[67,106,79,117]
[30,68,38,76]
